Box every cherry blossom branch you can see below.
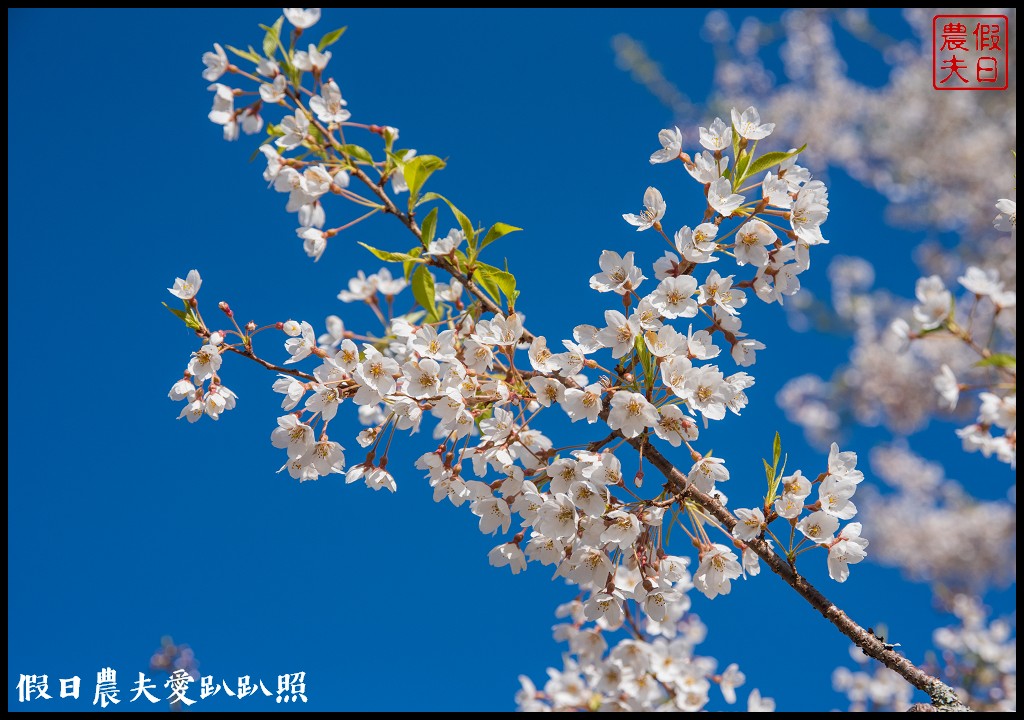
[192,27,996,710]
[944,320,1016,381]
[631,434,970,711]
[343,163,525,335]
[340,171,969,709]
[196,320,316,381]
[222,344,314,381]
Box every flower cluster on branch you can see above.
[162,9,980,711]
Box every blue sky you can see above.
[8,8,1014,712]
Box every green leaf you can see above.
[475,263,517,311]
[411,265,439,322]
[419,207,438,251]
[287,66,301,89]
[260,17,284,59]
[500,258,520,309]
[318,26,347,52]
[634,333,655,392]
[400,309,428,327]
[772,431,782,469]
[162,302,200,331]
[634,333,650,364]
[976,353,1016,368]
[734,148,751,188]
[357,242,425,264]
[479,222,522,252]
[762,458,775,486]
[731,121,741,164]
[401,155,447,207]
[420,192,476,249]
[225,44,261,63]
[472,266,501,305]
[403,247,424,281]
[336,144,372,165]
[745,144,807,180]
[163,302,188,322]
[383,148,413,177]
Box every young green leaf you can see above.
[162,302,200,331]
[471,266,501,305]
[225,45,262,63]
[492,269,518,311]
[163,302,188,322]
[382,148,412,179]
[634,333,655,391]
[401,155,447,207]
[479,222,523,252]
[772,431,782,469]
[285,62,301,89]
[357,242,425,264]
[411,265,440,322]
[419,207,438,250]
[261,28,276,59]
[733,148,751,189]
[745,144,807,180]
[502,258,521,308]
[975,353,1016,369]
[338,144,374,165]
[474,263,517,310]
[419,192,476,250]
[318,26,348,52]
[260,17,285,59]
[403,247,424,281]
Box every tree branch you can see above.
[322,132,971,710]
[632,434,970,711]
[222,345,315,381]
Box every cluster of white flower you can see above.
[832,658,914,712]
[861,443,1016,590]
[666,10,1020,468]
[170,92,875,665]
[163,9,993,711]
[516,600,774,711]
[201,8,369,261]
[692,9,1016,237]
[930,595,1016,712]
[165,270,239,423]
[905,200,1016,467]
[776,197,1017,469]
[617,8,1017,469]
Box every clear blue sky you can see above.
[7,8,1014,712]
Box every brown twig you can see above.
[632,434,969,711]
[259,121,970,710]
[223,345,314,381]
